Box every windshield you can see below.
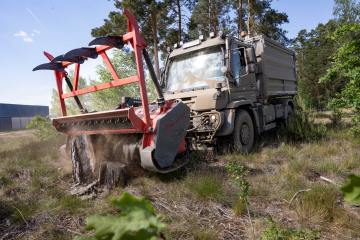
[165,46,225,93]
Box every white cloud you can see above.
[31,29,40,37]
[14,30,33,43]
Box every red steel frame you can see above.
[43,9,152,133]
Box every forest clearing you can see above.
[0,112,359,239]
[1,0,360,239]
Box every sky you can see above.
[0,0,335,106]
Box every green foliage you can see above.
[293,1,360,111]
[92,0,170,76]
[188,0,231,38]
[341,174,360,205]
[252,0,289,44]
[333,0,360,23]
[163,0,196,46]
[320,23,360,134]
[50,72,89,117]
[75,192,165,240]
[90,50,157,110]
[26,116,59,140]
[50,50,157,113]
[292,20,339,109]
[90,50,138,110]
[188,0,289,43]
[280,98,326,142]
[225,161,250,215]
[260,218,320,240]
[225,161,249,199]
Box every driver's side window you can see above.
[231,43,247,85]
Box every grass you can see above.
[0,130,102,239]
[1,112,360,239]
[259,218,320,240]
[192,227,219,240]
[294,184,338,225]
[184,171,225,201]
[239,126,360,239]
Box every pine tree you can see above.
[293,20,339,109]
[333,0,360,23]
[230,0,289,43]
[252,0,289,43]
[188,0,231,38]
[91,0,170,79]
[167,0,197,42]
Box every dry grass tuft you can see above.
[294,184,338,225]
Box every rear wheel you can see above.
[232,110,255,153]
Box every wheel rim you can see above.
[240,123,250,145]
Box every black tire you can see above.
[232,110,255,153]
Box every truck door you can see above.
[229,40,257,102]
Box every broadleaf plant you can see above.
[75,192,165,240]
[341,175,360,205]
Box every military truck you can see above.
[162,33,297,153]
[34,10,297,186]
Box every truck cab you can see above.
[161,33,296,152]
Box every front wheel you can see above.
[232,110,255,153]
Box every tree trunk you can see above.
[208,0,218,35]
[238,0,243,35]
[247,0,254,36]
[177,0,182,42]
[150,12,160,79]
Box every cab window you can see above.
[231,43,247,85]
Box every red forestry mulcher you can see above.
[33,10,190,186]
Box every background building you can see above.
[0,103,49,131]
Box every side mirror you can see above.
[246,47,256,63]
[246,47,257,74]
[248,63,257,73]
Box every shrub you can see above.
[26,116,59,140]
[225,161,250,215]
[341,174,360,205]
[260,218,320,240]
[280,98,326,142]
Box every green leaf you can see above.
[111,192,155,215]
[75,192,165,240]
[341,175,360,205]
